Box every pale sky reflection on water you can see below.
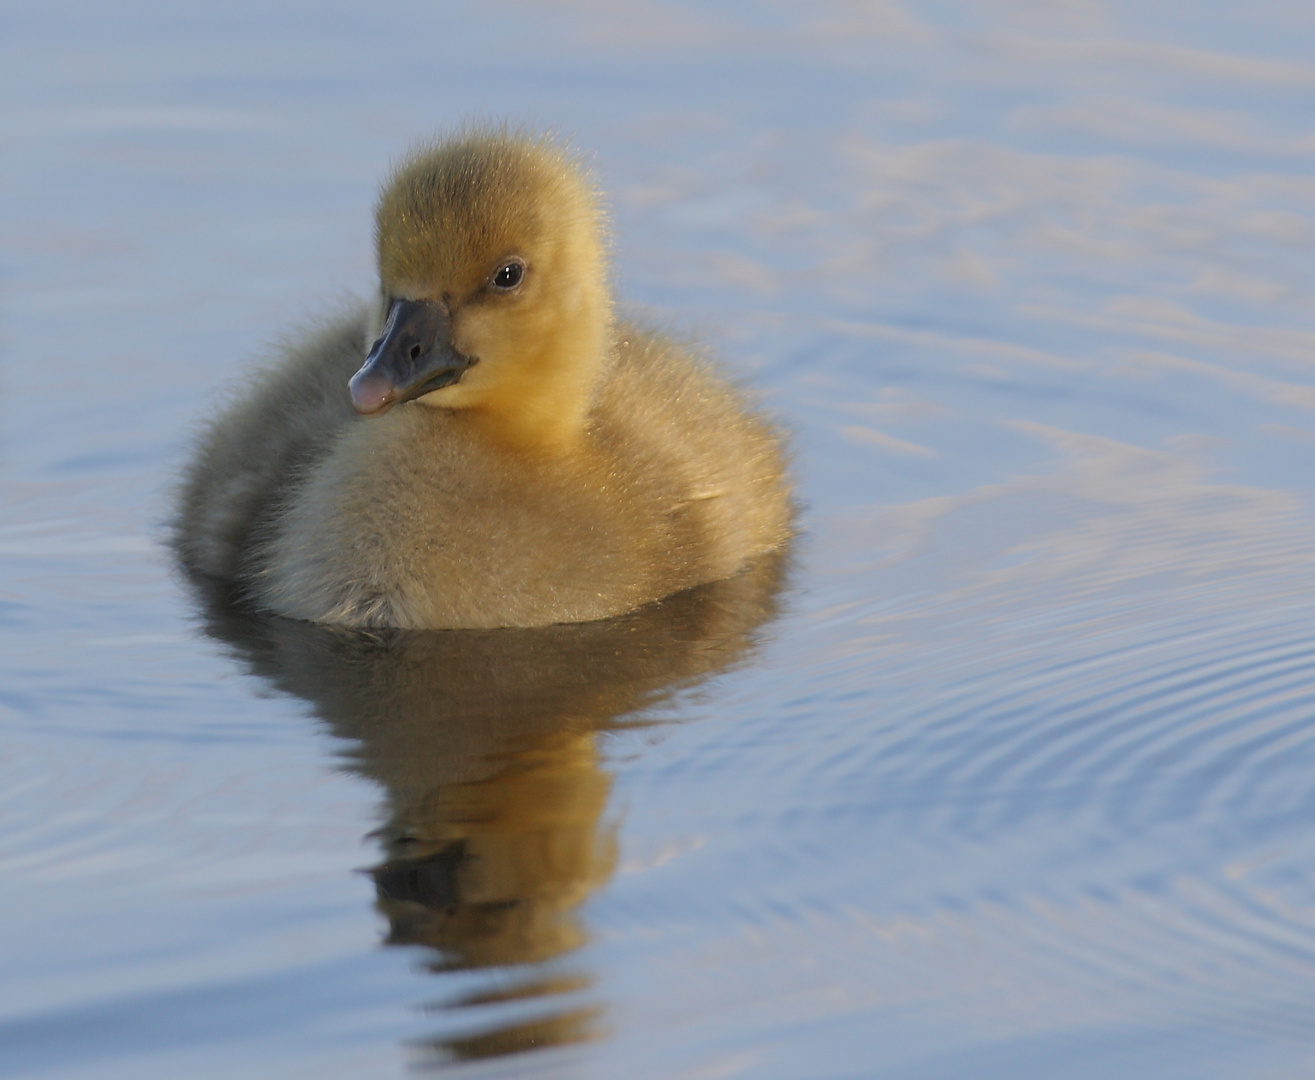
[4,2,1315,1078]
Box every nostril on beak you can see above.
[409,344,421,361]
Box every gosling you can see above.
[175,129,792,629]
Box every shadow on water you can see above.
[184,555,788,1066]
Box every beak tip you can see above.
[349,370,397,417]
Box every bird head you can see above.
[350,130,612,452]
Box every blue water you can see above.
[5,2,1315,1077]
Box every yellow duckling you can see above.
[175,128,792,629]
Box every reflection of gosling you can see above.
[375,730,615,970]
[175,128,793,629]
[190,557,786,973]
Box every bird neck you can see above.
[466,319,609,457]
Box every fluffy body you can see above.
[174,132,792,629]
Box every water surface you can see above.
[5,2,1315,1077]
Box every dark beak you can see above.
[349,299,476,416]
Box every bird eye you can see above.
[492,261,525,290]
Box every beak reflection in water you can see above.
[188,555,786,1066]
